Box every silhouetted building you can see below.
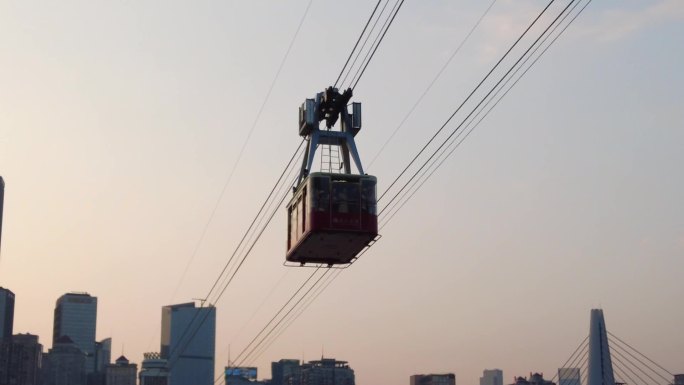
[96,338,112,373]
[161,302,215,385]
[0,339,11,384]
[481,370,503,385]
[559,368,581,385]
[53,293,98,375]
[139,352,168,385]
[3,333,43,385]
[411,373,456,385]
[673,375,684,385]
[43,335,87,385]
[225,367,263,385]
[510,373,555,385]
[295,358,355,385]
[0,287,15,341]
[105,355,137,385]
[0,176,5,255]
[271,359,300,385]
[0,287,16,384]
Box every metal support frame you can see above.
[297,87,364,186]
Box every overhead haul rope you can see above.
[379,0,591,229]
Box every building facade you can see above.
[105,355,137,385]
[0,287,15,341]
[411,374,456,385]
[0,176,5,254]
[4,333,43,385]
[160,302,216,385]
[271,359,300,385]
[559,368,581,385]
[53,293,98,374]
[139,352,169,385]
[481,370,503,385]
[0,287,16,384]
[43,335,86,385]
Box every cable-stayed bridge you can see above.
[552,309,676,385]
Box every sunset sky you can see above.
[0,1,682,385]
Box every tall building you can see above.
[105,355,137,385]
[0,176,5,255]
[411,374,456,385]
[53,292,98,374]
[139,352,168,385]
[43,335,87,385]
[160,302,215,385]
[271,359,300,385]
[0,287,15,341]
[96,338,112,372]
[481,370,503,385]
[559,368,581,385]
[5,333,43,385]
[0,287,15,384]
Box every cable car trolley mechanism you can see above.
[286,87,379,267]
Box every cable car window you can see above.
[289,205,297,245]
[297,197,304,238]
[332,182,360,214]
[361,179,377,215]
[311,177,330,212]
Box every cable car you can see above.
[286,87,379,266]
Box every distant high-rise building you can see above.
[0,176,5,255]
[481,369,503,385]
[53,292,98,374]
[4,333,43,385]
[559,368,581,385]
[139,352,169,385]
[0,287,15,341]
[105,355,137,385]
[411,373,456,385]
[96,338,112,373]
[160,302,215,385]
[43,335,87,385]
[271,359,300,385]
[509,373,555,385]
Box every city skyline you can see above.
[0,1,683,384]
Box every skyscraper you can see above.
[0,176,5,255]
[0,287,15,341]
[160,302,215,385]
[481,370,504,385]
[53,292,98,374]
[559,368,581,385]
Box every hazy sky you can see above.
[1,1,682,385]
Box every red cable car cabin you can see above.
[286,172,378,266]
